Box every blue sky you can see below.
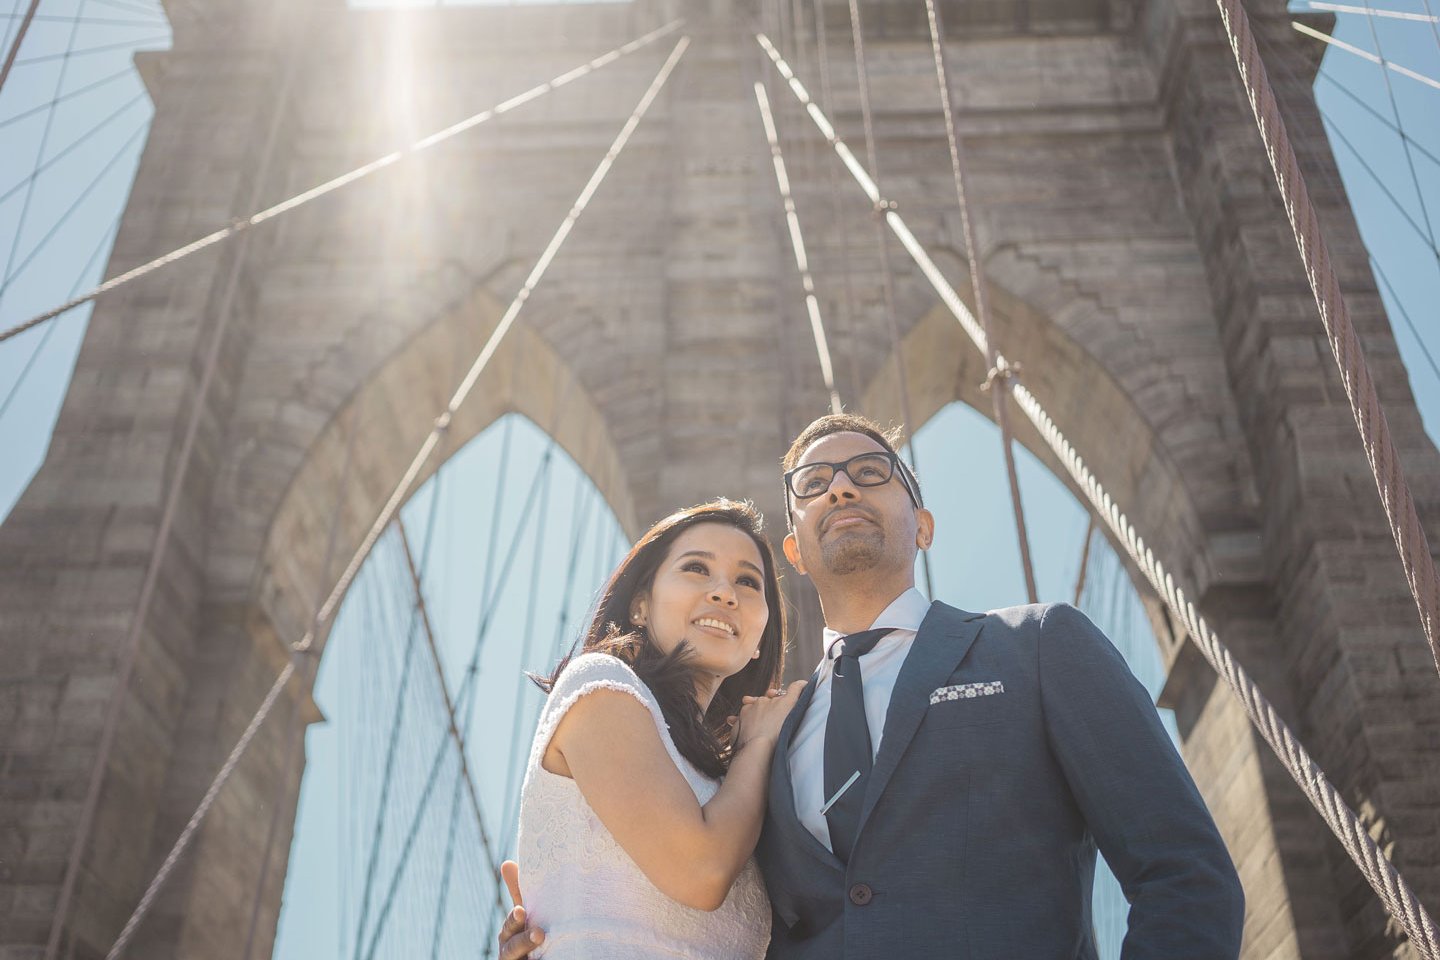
[1,1,1435,956]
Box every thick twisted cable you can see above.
[98,34,691,959]
[755,31,1440,956]
[0,19,683,346]
[1213,0,1440,678]
[1014,385,1440,957]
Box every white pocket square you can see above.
[930,681,1005,704]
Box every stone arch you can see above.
[861,245,1219,627]
[857,245,1308,954]
[249,280,638,657]
[143,278,638,960]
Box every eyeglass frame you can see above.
[782,450,923,514]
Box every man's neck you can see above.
[815,574,915,635]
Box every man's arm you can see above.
[1037,603,1245,957]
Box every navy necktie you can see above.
[822,627,893,862]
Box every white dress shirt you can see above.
[787,587,932,851]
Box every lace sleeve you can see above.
[530,652,670,767]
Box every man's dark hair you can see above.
[781,413,924,530]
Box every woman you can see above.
[511,499,804,958]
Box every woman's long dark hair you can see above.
[537,499,787,779]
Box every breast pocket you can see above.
[923,680,1021,729]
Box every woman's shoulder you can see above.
[549,651,654,702]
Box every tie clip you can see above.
[820,770,861,816]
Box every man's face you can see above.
[781,432,933,580]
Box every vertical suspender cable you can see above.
[807,0,863,398]
[1212,0,1440,679]
[756,32,1440,956]
[1073,514,1097,607]
[48,9,307,954]
[395,512,507,917]
[921,0,1039,604]
[840,0,934,597]
[0,0,42,95]
[240,399,364,960]
[93,33,692,960]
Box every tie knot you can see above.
[835,628,893,661]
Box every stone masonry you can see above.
[1,0,1438,957]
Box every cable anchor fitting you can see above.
[871,198,897,219]
[982,358,1022,393]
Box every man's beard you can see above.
[820,527,887,575]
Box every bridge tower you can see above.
[2,0,1438,957]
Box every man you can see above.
[499,413,1245,958]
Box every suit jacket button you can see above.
[849,883,873,906]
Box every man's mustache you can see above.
[820,506,879,534]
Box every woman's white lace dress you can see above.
[515,652,771,958]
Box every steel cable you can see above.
[0,20,684,346]
[93,30,690,960]
[1213,0,1440,680]
[920,0,1040,605]
[756,30,1440,956]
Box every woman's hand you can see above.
[734,680,807,749]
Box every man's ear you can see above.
[782,531,808,575]
[915,507,935,551]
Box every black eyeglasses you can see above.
[783,451,920,506]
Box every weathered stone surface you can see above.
[2,0,1438,957]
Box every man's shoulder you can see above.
[936,600,1101,642]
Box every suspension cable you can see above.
[12,34,171,68]
[396,513,508,913]
[0,122,149,302]
[806,0,863,398]
[756,30,1440,956]
[0,0,41,95]
[1073,513,1097,607]
[1217,0,1440,679]
[95,29,690,960]
[1315,71,1440,170]
[921,0,1040,605]
[0,65,135,131]
[362,451,558,960]
[1252,26,1440,389]
[1357,0,1439,265]
[1292,20,1440,88]
[1317,110,1440,260]
[0,211,122,423]
[0,20,684,346]
[53,13,309,954]
[1308,0,1439,20]
[838,0,934,597]
[0,91,148,207]
[753,80,842,414]
[240,398,364,960]
[350,500,440,960]
[0,0,92,308]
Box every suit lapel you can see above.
[855,602,987,838]
[769,664,844,872]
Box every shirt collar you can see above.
[820,587,932,661]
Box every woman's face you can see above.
[632,522,771,682]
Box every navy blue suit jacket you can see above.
[756,601,1244,959]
